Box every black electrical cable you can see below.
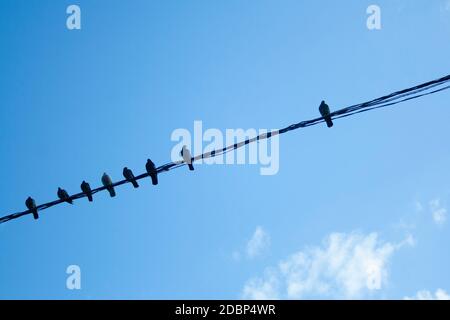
[1,74,450,224]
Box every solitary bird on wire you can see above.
[80,180,93,202]
[25,197,39,220]
[180,145,194,171]
[102,173,116,197]
[57,187,73,204]
[123,167,139,188]
[145,159,158,185]
[319,100,333,128]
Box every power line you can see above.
[1,74,450,225]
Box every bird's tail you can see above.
[108,187,116,197]
[150,174,158,185]
[87,194,93,202]
[188,164,194,171]
[131,180,139,188]
[325,117,334,128]
[32,210,39,220]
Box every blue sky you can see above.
[1,0,450,299]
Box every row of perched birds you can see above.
[5,72,448,224]
[23,102,334,221]
[23,101,334,222]
[24,145,195,220]
[22,102,334,221]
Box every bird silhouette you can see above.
[180,145,194,171]
[319,100,333,128]
[57,187,73,204]
[102,173,116,197]
[145,159,158,185]
[123,167,139,188]
[25,197,39,220]
[80,180,93,202]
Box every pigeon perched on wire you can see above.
[319,100,333,128]
[101,173,116,197]
[80,180,93,202]
[180,145,194,171]
[145,159,158,185]
[123,167,139,188]
[25,197,39,220]
[57,187,73,204]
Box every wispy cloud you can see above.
[246,226,270,259]
[412,198,447,226]
[242,232,414,299]
[232,226,270,262]
[404,289,450,300]
[429,198,447,226]
[242,269,280,300]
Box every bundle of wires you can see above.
[1,74,450,224]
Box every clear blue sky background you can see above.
[1,0,450,299]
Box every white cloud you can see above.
[404,289,450,300]
[246,226,270,259]
[436,289,450,299]
[242,269,279,300]
[429,198,447,226]
[242,232,413,299]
